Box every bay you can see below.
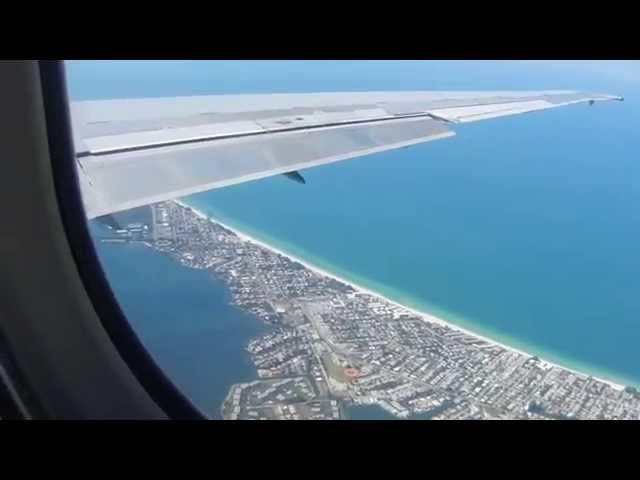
[93,230,268,418]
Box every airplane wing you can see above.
[70,90,623,219]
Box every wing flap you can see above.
[79,117,454,219]
[429,100,554,123]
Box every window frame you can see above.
[39,60,203,419]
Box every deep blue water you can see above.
[70,61,640,409]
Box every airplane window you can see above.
[65,60,640,420]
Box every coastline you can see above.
[175,199,627,392]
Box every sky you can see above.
[66,60,639,101]
[514,60,640,85]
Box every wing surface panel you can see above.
[70,90,623,218]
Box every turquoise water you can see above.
[70,61,640,401]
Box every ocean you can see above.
[69,61,640,415]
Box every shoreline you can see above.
[175,199,627,392]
